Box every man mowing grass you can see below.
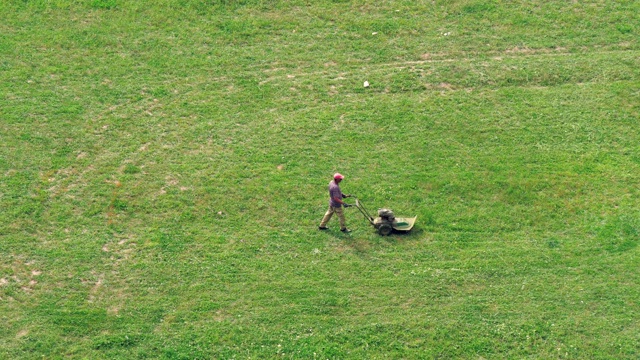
[319,173,352,232]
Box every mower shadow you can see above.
[323,226,422,238]
[397,226,424,238]
[324,226,423,256]
[385,228,423,244]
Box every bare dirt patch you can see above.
[91,277,103,294]
[439,83,454,90]
[505,46,536,54]
[107,306,120,315]
[166,176,179,186]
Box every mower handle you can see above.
[350,197,375,225]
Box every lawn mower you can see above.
[347,197,417,236]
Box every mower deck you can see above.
[392,216,417,231]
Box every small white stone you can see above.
[364,81,370,88]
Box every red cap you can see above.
[334,173,344,180]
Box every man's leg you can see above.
[335,206,347,230]
[319,206,335,228]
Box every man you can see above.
[318,173,352,232]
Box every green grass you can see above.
[1,0,639,358]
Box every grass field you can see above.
[1,0,639,358]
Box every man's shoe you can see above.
[318,226,328,230]
[340,228,351,233]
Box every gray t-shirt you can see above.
[328,180,343,207]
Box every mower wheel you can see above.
[378,224,393,236]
